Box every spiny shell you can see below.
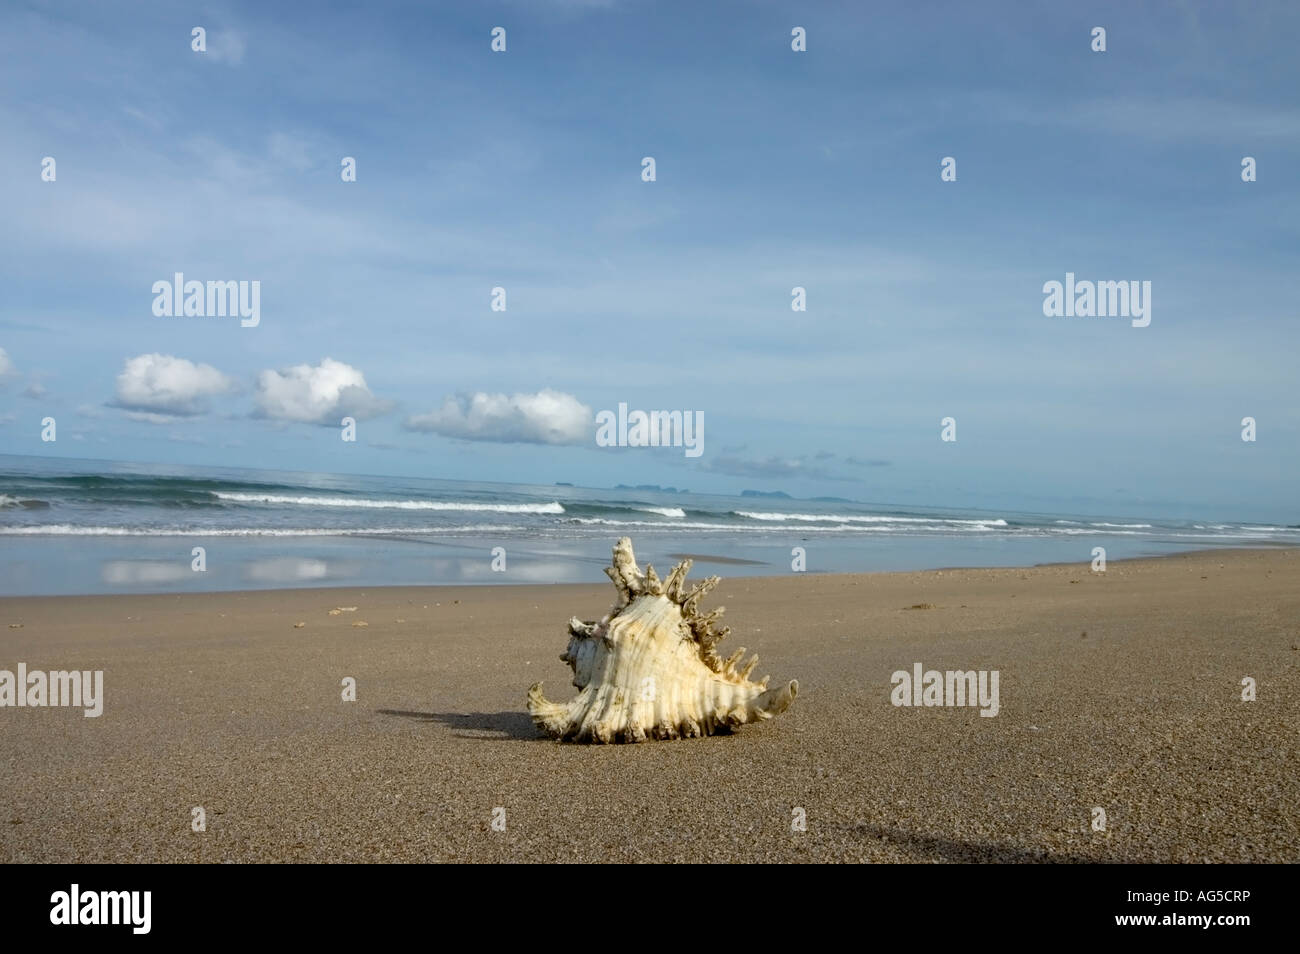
[527,537,798,743]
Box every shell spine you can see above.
[527,537,798,743]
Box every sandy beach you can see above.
[1,547,1297,863]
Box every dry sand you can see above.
[1,548,1297,863]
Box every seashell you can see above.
[527,538,798,743]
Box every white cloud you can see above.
[253,357,391,425]
[110,353,236,417]
[405,389,591,444]
[0,347,15,383]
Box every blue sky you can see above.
[0,0,1297,521]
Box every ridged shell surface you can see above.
[527,538,798,743]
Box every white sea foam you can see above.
[633,506,686,518]
[735,510,1009,527]
[568,517,864,532]
[1033,527,1151,536]
[0,524,527,537]
[565,517,1011,533]
[213,491,564,514]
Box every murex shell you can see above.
[527,537,798,743]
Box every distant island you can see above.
[555,482,573,486]
[740,489,792,499]
[615,484,689,494]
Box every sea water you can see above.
[1,454,1295,595]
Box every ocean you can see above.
[1,454,1296,595]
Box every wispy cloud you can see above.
[702,450,891,481]
[704,455,835,481]
[972,92,1300,142]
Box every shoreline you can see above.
[1,543,1293,604]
